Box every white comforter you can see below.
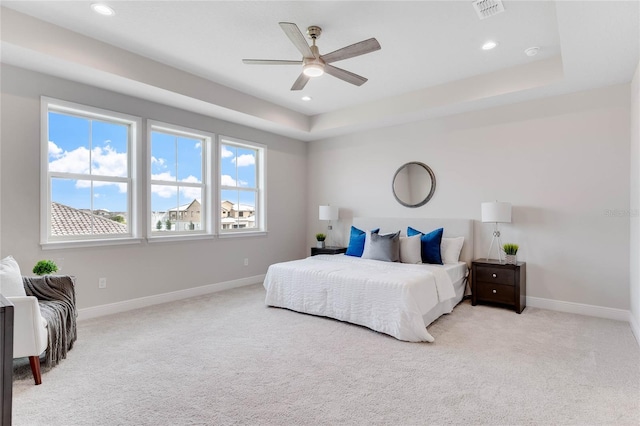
[263,255,457,342]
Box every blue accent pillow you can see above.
[407,226,444,264]
[345,226,380,257]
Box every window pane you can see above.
[221,144,237,184]
[151,184,178,231]
[178,187,202,231]
[221,189,255,230]
[48,112,90,174]
[93,185,128,227]
[51,178,128,236]
[177,137,202,183]
[151,131,177,182]
[91,120,128,177]
[236,148,256,188]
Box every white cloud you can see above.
[151,172,176,182]
[49,143,128,193]
[221,175,237,186]
[180,186,201,201]
[181,175,201,183]
[152,185,177,198]
[220,175,248,187]
[233,154,255,167]
[194,142,201,149]
[151,156,166,168]
[221,146,234,158]
[48,141,63,158]
[91,145,127,177]
[49,145,90,174]
[151,174,201,199]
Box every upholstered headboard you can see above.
[352,217,474,266]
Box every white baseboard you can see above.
[629,312,640,346]
[526,296,630,322]
[77,274,265,321]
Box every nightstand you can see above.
[311,246,347,256]
[471,259,526,313]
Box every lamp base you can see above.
[486,224,504,262]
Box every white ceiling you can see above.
[1,1,638,141]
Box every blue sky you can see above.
[48,112,257,216]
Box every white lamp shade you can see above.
[481,202,512,223]
[319,205,339,221]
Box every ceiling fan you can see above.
[242,22,381,91]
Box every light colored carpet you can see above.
[11,283,640,425]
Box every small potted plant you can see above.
[33,259,58,276]
[316,233,326,249]
[502,243,519,265]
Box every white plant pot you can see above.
[505,254,517,265]
[316,241,325,248]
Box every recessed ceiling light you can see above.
[301,96,312,102]
[482,41,498,50]
[524,47,540,57]
[91,3,115,16]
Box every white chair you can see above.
[8,296,48,385]
[0,256,48,385]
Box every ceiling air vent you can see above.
[472,0,505,20]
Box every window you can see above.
[42,98,140,246]
[148,121,213,237]
[219,137,266,234]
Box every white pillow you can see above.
[441,237,464,264]
[400,235,422,264]
[0,255,26,297]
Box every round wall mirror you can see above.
[392,162,436,208]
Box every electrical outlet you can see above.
[98,277,107,289]
[244,258,249,266]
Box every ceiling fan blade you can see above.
[321,38,381,64]
[291,73,310,91]
[324,65,368,86]
[279,22,314,58]
[242,59,303,65]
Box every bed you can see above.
[263,217,474,342]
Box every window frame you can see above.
[218,136,267,237]
[40,97,142,249]
[146,120,215,242]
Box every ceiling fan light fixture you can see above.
[303,63,324,77]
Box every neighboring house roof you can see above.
[51,202,128,236]
[168,199,200,212]
[232,203,254,211]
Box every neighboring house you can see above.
[51,202,127,236]
[221,201,255,229]
[168,199,201,223]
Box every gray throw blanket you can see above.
[22,275,77,369]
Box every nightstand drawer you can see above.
[475,267,515,286]
[475,282,515,305]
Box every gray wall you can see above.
[0,64,308,310]
[308,84,631,311]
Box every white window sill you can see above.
[218,231,267,238]
[147,233,215,244]
[41,237,143,250]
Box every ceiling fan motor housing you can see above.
[307,26,322,40]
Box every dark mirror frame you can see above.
[392,162,436,208]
